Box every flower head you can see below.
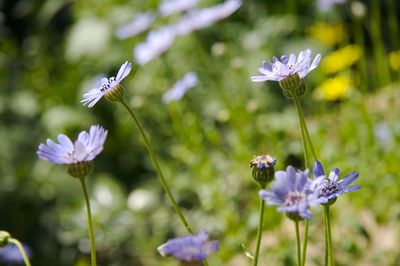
[313,161,361,205]
[251,49,321,83]
[250,155,276,188]
[37,125,107,165]
[158,230,218,262]
[81,61,132,108]
[259,166,324,220]
[162,72,198,103]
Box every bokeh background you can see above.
[1,0,400,265]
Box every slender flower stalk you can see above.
[0,231,32,266]
[250,155,276,266]
[295,221,301,266]
[120,98,194,234]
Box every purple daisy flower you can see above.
[158,230,218,262]
[313,161,361,205]
[259,166,324,220]
[37,125,107,165]
[81,61,132,108]
[251,49,321,83]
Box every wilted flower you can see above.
[0,244,32,264]
[250,154,276,188]
[259,166,324,220]
[81,61,132,108]
[162,72,198,103]
[134,26,176,65]
[313,161,360,205]
[158,230,218,262]
[37,125,107,165]
[175,0,242,36]
[159,0,201,17]
[116,12,156,40]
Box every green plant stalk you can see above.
[8,238,31,266]
[120,98,193,234]
[253,198,266,266]
[324,206,334,266]
[295,221,301,266]
[79,177,97,266]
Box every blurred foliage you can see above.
[0,0,400,265]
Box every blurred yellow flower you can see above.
[313,75,352,101]
[389,50,400,71]
[321,45,361,74]
[308,22,345,47]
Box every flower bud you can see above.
[104,84,124,103]
[250,155,276,188]
[66,161,94,179]
[279,74,306,98]
[0,231,11,247]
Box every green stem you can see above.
[78,177,97,266]
[120,98,193,234]
[295,221,301,266]
[324,206,334,266]
[253,198,266,266]
[301,221,309,266]
[8,238,31,266]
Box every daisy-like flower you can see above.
[162,72,198,103]
[81,61,132,108]
[158,230,218,262]
[159,0,201,17]
[251,49,321,83]
[115,12,156,40]
[134,26,176,65]
[259,166,324,220]
[37,125,107,165]
[313,161,361,205]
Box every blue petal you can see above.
[313,161,325,177]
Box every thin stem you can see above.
[8,238,31,266]
[295,221,301,266]
[78,177,97,266]
[301,221,309,266]
[324,206,334,266]
[120,98,193,234]
[253,198,266,266]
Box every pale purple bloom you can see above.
[175,0,242,36]
[317,0,346,12]
[251,49,321,83]
[81,61,132,108]
[0,244,32,264]
[259,166,324,220]
[134,26,176,65]
[158,230,218,262]
[159,0,201,17]
[37,125,107,164]
[313,161,360,204]
[116,12,156,40]
[162,72,198,103]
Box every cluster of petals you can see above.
[313,161,361,204]
[251,49,321,82]
[162,72,198,103]
[159,0,202,17]
[81,61,132,108]
[115,12,156,40]
[37,125,107,165]
[158,230,218,262]
[259,166,325,220]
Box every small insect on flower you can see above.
[81,61,132,108]
[158,230,218,262]
[313,161,361,205]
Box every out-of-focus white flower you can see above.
[162,72,198,103]
[317,0,346,12]
[134,26,177,65]
[115,12,156,40]
[175,0,242,36]
[159,0,201,17]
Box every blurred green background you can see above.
[1,0,400,265]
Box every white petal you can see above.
[116,61,133,81]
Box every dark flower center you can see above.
[284,191,306,206]
[320,180,339,196]
[100,77,116,92]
